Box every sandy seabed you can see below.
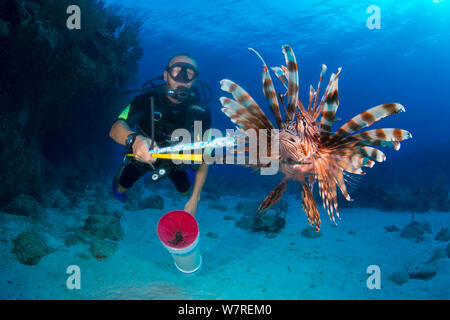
[0,184,449,300]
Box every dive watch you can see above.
[125,133,138,150]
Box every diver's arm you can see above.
[109,119,135,145]
[192,163,209,200]
[109,120,157,164]
[184,163,209,216]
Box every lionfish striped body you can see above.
[220,45,412,231]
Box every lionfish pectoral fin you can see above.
[301,182,321,231]
[257,179,288,215]
[334,103,406,139]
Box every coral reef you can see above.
[235,201,260,216]
[123,187,143,211]
[407,263,437,280]
[426,247,447,264]
[207,172,449,215]
[83,212,124,241]
[301,226,322,238]
[340,175,450,213]
[90,239,118,260]
[272,199,288,218]
[400,221,432,242]
[87,202,110,216]
[64,233,85,247]
[62,204,124,259]
[435,227,450,241]
[12,231,53,265]
[388,270,410,285]
[4,194,44,217]
[42,189,70,209]
[0,0,144,203]
[234,201,286,235]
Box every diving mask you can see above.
[166,62,198,83]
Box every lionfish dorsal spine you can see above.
[281,45,299,122]
[307,85,315,112]
[270,66,288,89]
[319,68,342,137]
[220,79,274,131]
[248,48,283,129]
[312,64,328,116]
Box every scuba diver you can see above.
[109,53,211,217]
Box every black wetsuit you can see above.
[115,86,211,193]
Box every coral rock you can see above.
[83,213,124,241]
[13,232,52,265]
[90,239,118,260]
[301,226,322,238]
[5,194,43,217]
[388,270,410,285]
[64,234,84,247]
[435,227,450,241]
[384,225,400,232]
[0,18,11,37]
[427,247,447,264]
[42,189,70,209]
[407,263,437,280]
[235,209,286,235]
[400,221,431,242]
[87,203,109,215]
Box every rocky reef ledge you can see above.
[0,0,144,204]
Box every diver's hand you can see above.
[132,135,158,164]
[184,196,199,217]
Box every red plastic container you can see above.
[157,210,199,249]
[157,210,202,273]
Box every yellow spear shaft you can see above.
[124,153,203,162]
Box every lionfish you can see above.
[219,45,412,231]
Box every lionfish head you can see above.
[278,123,304,163]
[278,116,317,163]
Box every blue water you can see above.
[108,0,450,187]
